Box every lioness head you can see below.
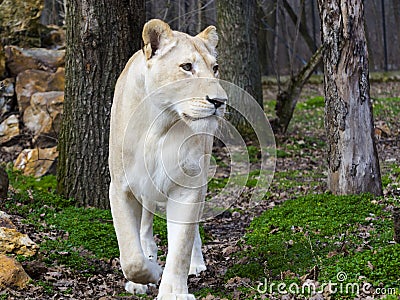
[141,19,227,130]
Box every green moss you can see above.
[276,149,290,158]
[208,177,229,191]
[373,97,400,117]
[44,206,118,259]
[297,96,325,110]
[226,193,396,288]
[247,145,261,163]
[3,169,170,274]
[324,244,400,287]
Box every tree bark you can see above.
[394,207,400,243]
[217,0,263,136]
[57,0,145,209]
[318,0,382,196]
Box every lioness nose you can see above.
[206,95,227,109]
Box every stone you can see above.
[0,168,9,200]
[14,147,58,177]
[0,115,20,145]
[15,69,52,114]
[0,145,23,164]
[0,254,31,289]
[23,91,64,147]
[47,67,65,91]
[15,69,64,115]
[0,78,15,116]
[0,0,47,47]
[5,46,65,77]
[0,227,38,257]
[0,211,15,229]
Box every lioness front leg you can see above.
[189,224,206,276]
[157,197,201,300]
[158,221,196,300]
[141,200,158,262]
[109,182,162,285]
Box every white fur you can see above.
[109,19,226,299]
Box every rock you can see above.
[0,254,31,289]
[0,45,6,79]
[0,145,23,164]
[41,25,66,49]
[23,91,64,147]
[0,168,9,200]
[0,115,20,145]
[15,69,64,115]
[5,46,65,77]
[47,67,65,91]
[15,70,52,115]
[0,211,15,229]
[14,147,58,177]
[0,227,38,257]
[0,78,16,116]
[0,0,47,47]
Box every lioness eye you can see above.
[180,63,193,72]
[213,64,219,74]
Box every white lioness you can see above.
[109,19,227,299]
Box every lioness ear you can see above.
[197,25,218,49]
[142,19,173,60]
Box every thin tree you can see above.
[272,45,322,134]
[317,0,382,195]
[57,0,145,208]
[270,0,323,134]
[217,0,263,136]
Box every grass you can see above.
[382,164,400,188]
[3,168,168,274]
[228,193,393,275]
[225,193,399,298]
[373,97,400,118]
[296,96,325,109]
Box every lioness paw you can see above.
[188,264,206,276]
[122,259,162,284]
[157,294,196,300]
[125,281,148,295]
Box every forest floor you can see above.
[1,79,399,300]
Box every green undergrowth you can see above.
[382,164,400,189]
[373,97,400,118]
[225,193,400,297]
[208,169,271,194]
[296,96,325,109]
[3,168,168,273]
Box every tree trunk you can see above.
[217,0,263,136]
[318,0,382,196]
[394,207,400,243]
[272,45,323,134]
[57,0,145,209]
